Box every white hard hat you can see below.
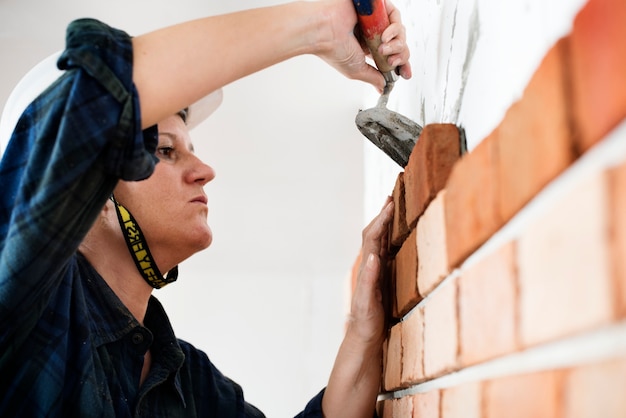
[0,51,222,156]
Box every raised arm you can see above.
[322,197,394,418]
[132,0,411,128]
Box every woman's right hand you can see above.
[314,0,412,92]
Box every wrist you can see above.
[303,0,343,56]
[344,318,385,355]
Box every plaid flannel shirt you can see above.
[0,18,324,418]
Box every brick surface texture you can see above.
[570,0,626,152]
[394,228,420,317]
[411,391,439,418]
[391,172,410,248]
[423,281,457,378]
[371,0,626,415]
[563,357,626,418]
[459,242,518,366]
[484,371,561,418]
[404,124,461,229]
[441,383,481,418]
[417,191,449,297]
[401,308,424,386]
[517,171,613,346]
[444,132,501,270]
[495,37,576,223]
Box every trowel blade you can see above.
[355,108,423,167]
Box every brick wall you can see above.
[372,0,626,415]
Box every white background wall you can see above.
[0,0,589,416]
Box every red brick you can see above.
[423,281,458,378]
[570,0,626,152]
[384,322,403,391]
[395,228,420,316]
[405,124,461,228]
[518,171,614,347]
[391,172,410,248]
[441,382,481,418]
[412,390,440,418]
[608,161,626,318]
[484,371,561,418]
[496,38,576,223]
[459,242,518,366]
[564,357,626,418]
[445,132,501,270]
[417,191,449,297]
[401,307,424,386]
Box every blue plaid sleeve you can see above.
[0,19,158,350]
[294,388,379,417]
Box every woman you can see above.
[0,0,410,416]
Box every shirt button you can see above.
[132,333,144,345]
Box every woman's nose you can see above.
[188,156,215,185]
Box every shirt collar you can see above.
[76,252,186,400]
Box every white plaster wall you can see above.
[364,0,588,221]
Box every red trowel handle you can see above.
[353,0,395,75]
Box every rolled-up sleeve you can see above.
[0,18,157,348]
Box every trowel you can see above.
[353,0,422,167]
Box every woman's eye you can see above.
[157,146,175,159]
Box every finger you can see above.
[380,37,408,59]
[380,26,411,78]
[385,0,402,26]
[382,45,410,69]
[381,21,406,46]
[361,200,394,259]
[362,196,393,241]
[354,63,386,93]
[397,61,413,79]
[359,253,383,303]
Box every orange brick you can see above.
[484,371,561,418]
[394,396,413,418]
[401,308,424,386]
[496,38,576,223]
[459,242,518,366]
[412,390,440,418]
[417,191,449,297]
[384,322,403,391]
[395,228,420,316]
[570,0,626,152]
[445,132,501,270]
[441,382,481,418]
[391,172,410,248]
[518,171,614,347]
[423,281,458,378]
[405,124,461,229]
[608,161,626,317]
[564,357,626,418]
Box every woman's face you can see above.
[113,114,215,270]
